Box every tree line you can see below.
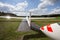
[0,12,17,17]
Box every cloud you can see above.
[11,1,28,11]
[0,2,14,12]
[29,0,60,16]
[49,7,60,14]
[0,1,28,16]
[0,0,60,16]
[38,0,58,9]
[29,8,48,15]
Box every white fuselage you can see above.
[40,23,60,40]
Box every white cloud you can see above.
[29,0,60,16]
[0,1,28,16]
[29,8,48,15]
[38,0,57,9]
[12,1,28,11]
[0,2,14,12]
[0,0,60,16]
[49,7,60,14]
[0,2,14,8]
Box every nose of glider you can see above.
[40,23,60,40]
[40,26,45,31]
[40,24,53,32]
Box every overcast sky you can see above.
[0,0,60,16]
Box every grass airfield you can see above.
[0,17,60,40]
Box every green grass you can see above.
[0,17,60,40]
[0,22,19,40]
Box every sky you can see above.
[0,0,60,16]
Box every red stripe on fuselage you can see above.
[47,24,53,32]
[40,26,44,30]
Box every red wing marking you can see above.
[47,24,53,32]
[40,26,44,30]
